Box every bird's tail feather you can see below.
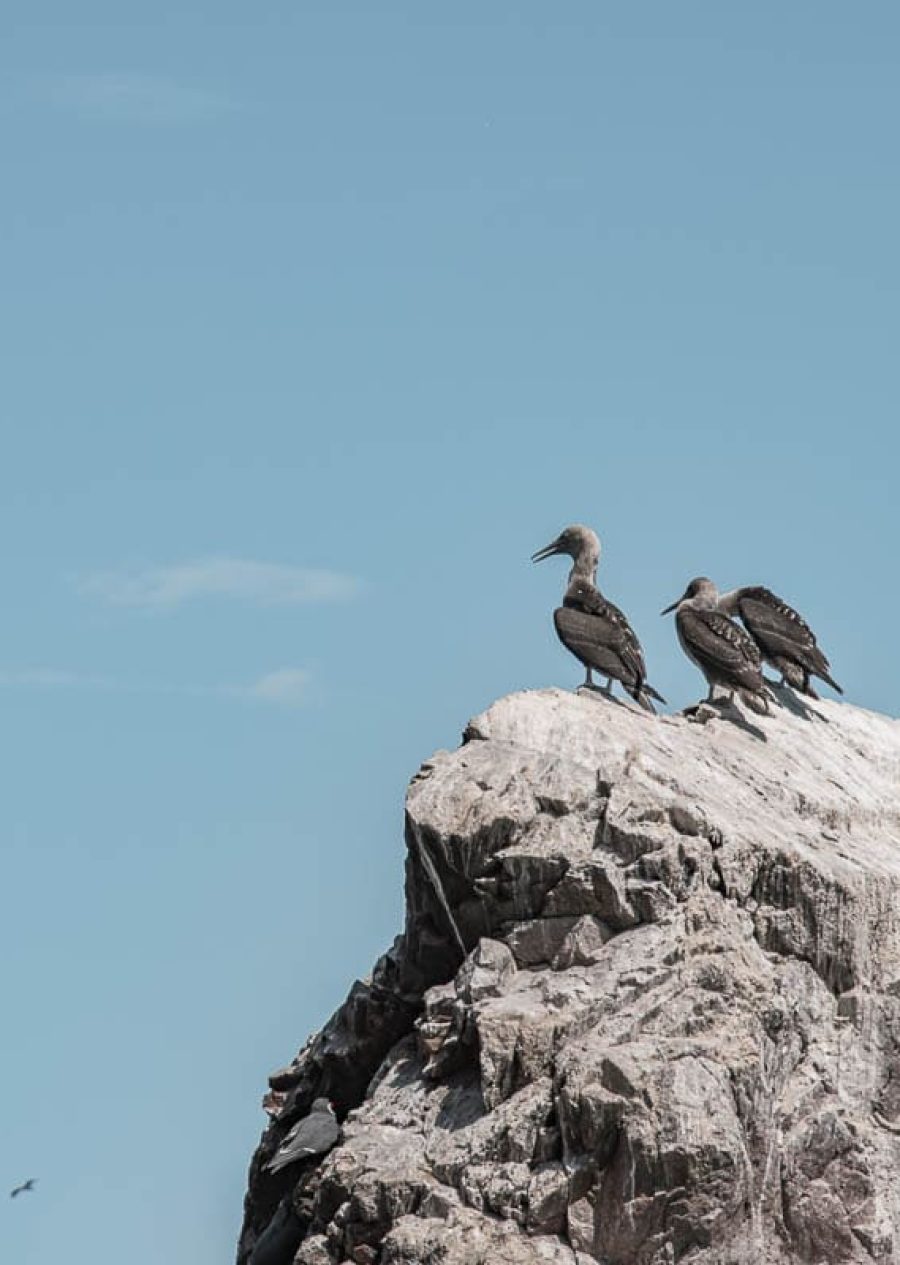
[799,675,820,700]
[266,1147,314,1175]
[820,671,843,695]
[628,682,658,714]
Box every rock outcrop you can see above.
[238,688,900,1265]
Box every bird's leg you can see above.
[706,685,718,704]
[603,676,614,697]
[579,668,605,695]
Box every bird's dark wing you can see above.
[737,587,816,641]
[555,606,646,690]
[267,1111,340,1171]
[736,587,833,676]
[554,608,625,679]
[561,588,648,686]
[290,1113,339,1153]
[679,607,764,689]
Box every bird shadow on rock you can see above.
[681,699,768,743]
[769,682,830,724]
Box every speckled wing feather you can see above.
[736,587,834,679]
[677,607,765,691]
[554,606,635,683]
[559,584,647,689]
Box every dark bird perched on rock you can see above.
[716,586,843,699]
[265,1098,339,1174]
[532,524,665,713]
[662,577,773,715]
[10,1179,36,1198]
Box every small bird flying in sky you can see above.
[10,1178,36,1198]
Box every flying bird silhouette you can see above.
[10,1179,36,1198]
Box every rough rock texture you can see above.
[239,688,900,1265]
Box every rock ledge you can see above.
[239,688,900,1265]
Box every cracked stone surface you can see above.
[238,687,900,1264]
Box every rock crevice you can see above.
[239,688,900,1265]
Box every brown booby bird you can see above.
[532,524,665,713]
[661,577,773,714]
[265,1098,339,1174]
[10,1179,36,1199]
[717,586,843,699]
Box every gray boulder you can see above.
[239,688,900,1264]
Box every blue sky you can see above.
[2,3,898,1261]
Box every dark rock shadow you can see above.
[377,1046,426,1094]
[245,1198,304,1265]
[433,1076,485,1133]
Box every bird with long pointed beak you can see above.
[661,577,773,714]
[532,524,665,712]
[716,586,842,699]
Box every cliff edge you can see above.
[239,688,900,1265]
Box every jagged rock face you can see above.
[239,689,900,1265]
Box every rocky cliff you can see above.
[238,688,900,1265]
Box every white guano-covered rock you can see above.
[239,688,900,1265]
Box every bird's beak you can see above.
[660,599,680,616]
[531,537,563,564]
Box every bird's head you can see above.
[531,525,601,576]
[661,576,718,615]
[311,1097,335,1115]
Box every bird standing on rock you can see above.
[532,524,665,712]
[716,586,843,699]
[662,577,773,714]
[265,1098,339,1174]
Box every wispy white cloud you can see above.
[235,668,312,708]
[77,558,361,608]
[38,73,235,124]
[0,666,313,707]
